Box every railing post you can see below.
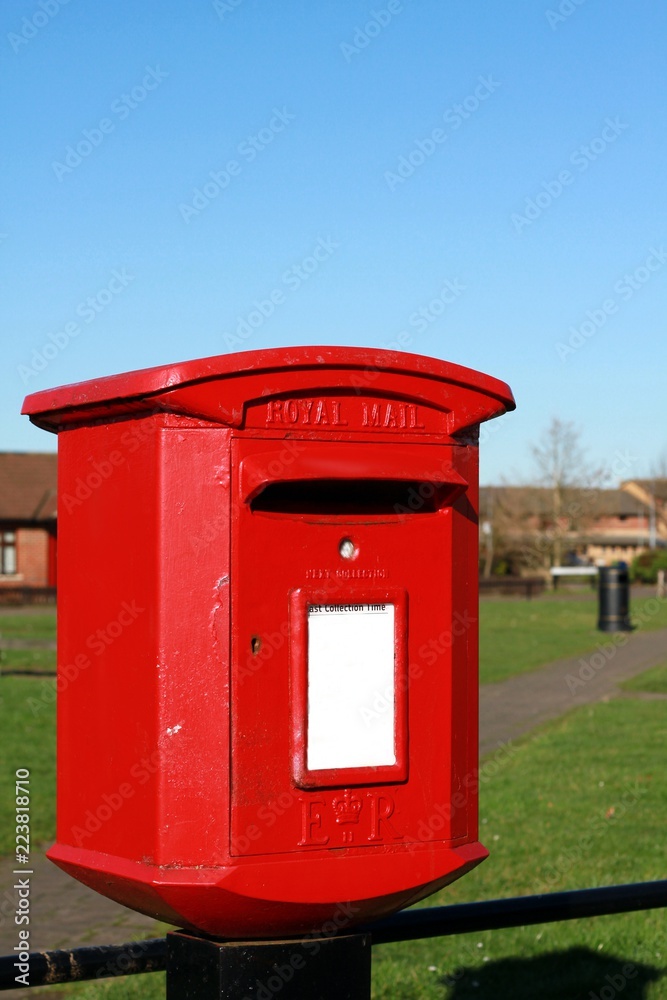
[166,930,372,1000]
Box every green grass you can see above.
[58,973,166,999]
[39,697,667,1000]
[0,612,56,640]
[371,697,667,999]
[0,647,56,673]
[479,593,667,684]
[0,676,56,853]
[621,662,667,694]
[4,598,667,685]
[3,608,667,997]
[0,611,56,674]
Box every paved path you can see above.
[1,625,666,969]
[0,851,159,954]
[479,625,667,755]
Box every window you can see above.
[0,531,17,574]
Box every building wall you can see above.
[0,527,50,587]
[585,543,640,565]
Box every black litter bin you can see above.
[597,566,632,632]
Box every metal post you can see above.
[166,930,372,1000]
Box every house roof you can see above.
[586,489,648,517]
[479,486,554,517]
[622,479,667,503]
[0,452,57,521]
[479,485,649,518]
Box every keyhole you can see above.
[250,636,262,655]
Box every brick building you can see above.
[480,484,666,574]
[0,453,57,590]
[621,478,667,548]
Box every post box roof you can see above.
[22,346,515,436]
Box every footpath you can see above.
[1,624,666,962]
[480,624,667,755]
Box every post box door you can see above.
[229,437,477,859]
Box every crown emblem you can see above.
[333,791,362,824]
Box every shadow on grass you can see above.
[442,947,662,1000]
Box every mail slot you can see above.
[22,346,514,938]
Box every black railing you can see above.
[478,576,546,599]
[0,586,56,607]
[1,879,666,992]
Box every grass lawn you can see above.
[0,647,56,673]
[0,612,56,640]
[371,695,667,998]
[2,605,667,997]
[2,597,667,854]
[0,611,56,675]
[479,592,667,684]
[0,676,56,854]
[3,597,667,684]
[45,695,667,999]
[621,663,667,694]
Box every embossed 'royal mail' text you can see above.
[264,398,426,430]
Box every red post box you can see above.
[22,347,514,938]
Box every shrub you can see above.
[631,548,667,583]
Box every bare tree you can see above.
[650,449,667,479]
[530,417,605,567]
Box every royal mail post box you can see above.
[22,347,514,938]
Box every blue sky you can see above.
[3,0,665,484]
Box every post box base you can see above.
[47,840,488,938]
[166,930,372,1000]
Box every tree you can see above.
[530,417,606,567]
[650,449,667,479]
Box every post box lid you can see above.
[22,346,515,436]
